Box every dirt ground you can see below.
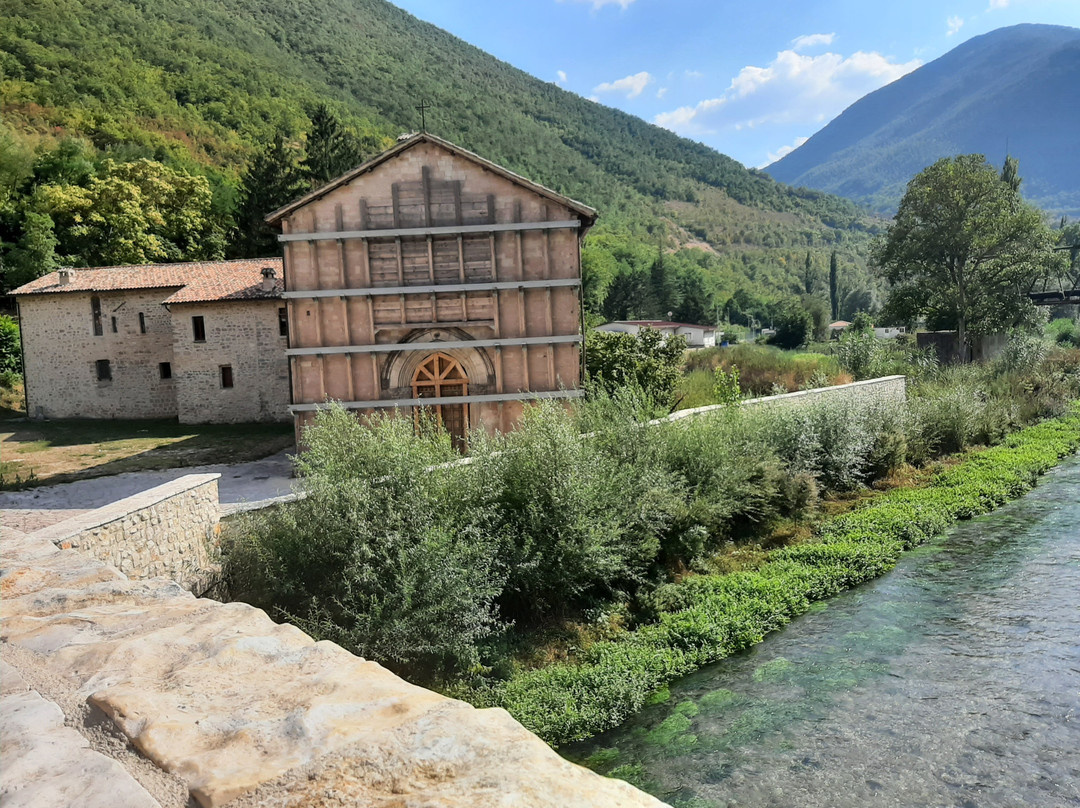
[0,415,294,490]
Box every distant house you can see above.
[265,133,596,446]
[11,259,290,423]
[874,326,907,339]
[828,320,851,334]
[595,320,716,348]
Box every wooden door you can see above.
[412,353,469,448]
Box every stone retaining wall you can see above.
[665,374,908,423]
[30,474,221,595]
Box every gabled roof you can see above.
[264,133,597,227]
[11,259,284,303]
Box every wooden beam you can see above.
[277,220,584,243]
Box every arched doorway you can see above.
[412,353,469,448]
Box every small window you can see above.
[159,362,172,380]
[91,296,103,336]
[192,315,206,342]
[95,359,111,382]
[278,307,288,338]
[111,316,118,333]
[139,312,146,333]
[220,365,233,389]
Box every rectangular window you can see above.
[111,316,118,333]
[192,315,206,342]
[95,359,111,382]
[139,312,146,333]
[159,362,172,380]
[91,297,103,336]
[278,307,288,338]
[220,365,233,389]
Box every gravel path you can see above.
[0,450,296,532]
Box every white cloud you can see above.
[556,70,568,85]
[791,33,835,51]
[593,71,654,99]
[654,48,921,136]
[762,136,809,167]
[947,15,965,35]
[988,0,1009,8]
[684,69,704,79]
[560,0,636,10]
[657,87,668,99]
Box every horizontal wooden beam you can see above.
[287,334,582,357]
[284,278,580,299]
[278,219,583,243]
[289,388,584,413]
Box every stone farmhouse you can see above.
[11,259,290,423]
[266,133,596,446]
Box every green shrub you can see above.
[468,405,1080,746]
[225,407,503,679]
[712,364,741,406]
[0,316,20,375]
[472,401,675,623]
[586,327,687,411]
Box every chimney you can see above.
[260,266,277,293]
[57,268,74,287]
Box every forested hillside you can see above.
[767,24,1080,218]
[0,0,885,321]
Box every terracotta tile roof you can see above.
[11,259,284,303]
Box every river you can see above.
[569,456,1080,808]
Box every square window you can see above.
[159,362,172,380]
[95,359,112,382]
[220,365,233,389]
[192,315,206,342]
[139,312,146,333]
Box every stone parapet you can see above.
[664,374,908,423]
[31,474,221,594]
[0,529,667,808]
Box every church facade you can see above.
[266,134,596,444]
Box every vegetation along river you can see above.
[569,455,1080,808]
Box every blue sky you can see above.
[390,0,1080,169]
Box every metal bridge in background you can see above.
[1029,243,1080,305]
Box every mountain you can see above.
[766,24,1080,218]
[0,0,884,316]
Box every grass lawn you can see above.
[0,388,294,489]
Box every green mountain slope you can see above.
[766,24,1080,218]
[1,0,884,317]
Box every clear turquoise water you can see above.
[568,457,1080,808]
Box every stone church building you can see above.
[12,259,290,423]
[266,133,596,445]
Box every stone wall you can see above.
[18,290,179,420]
[30,474,222,594]
[665,374,908,423]
[1,509,666,808]
[170,300,291,424]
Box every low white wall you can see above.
[664,375,908,423]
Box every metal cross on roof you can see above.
[416,99,432,133]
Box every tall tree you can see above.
[801,251,816,295]
[233,134,305,258]
[875,154,1059,359]
[303,104,364,187]
[1001,155,1022,192]
[829,250,840,321]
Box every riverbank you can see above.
[464,403,1080,747]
